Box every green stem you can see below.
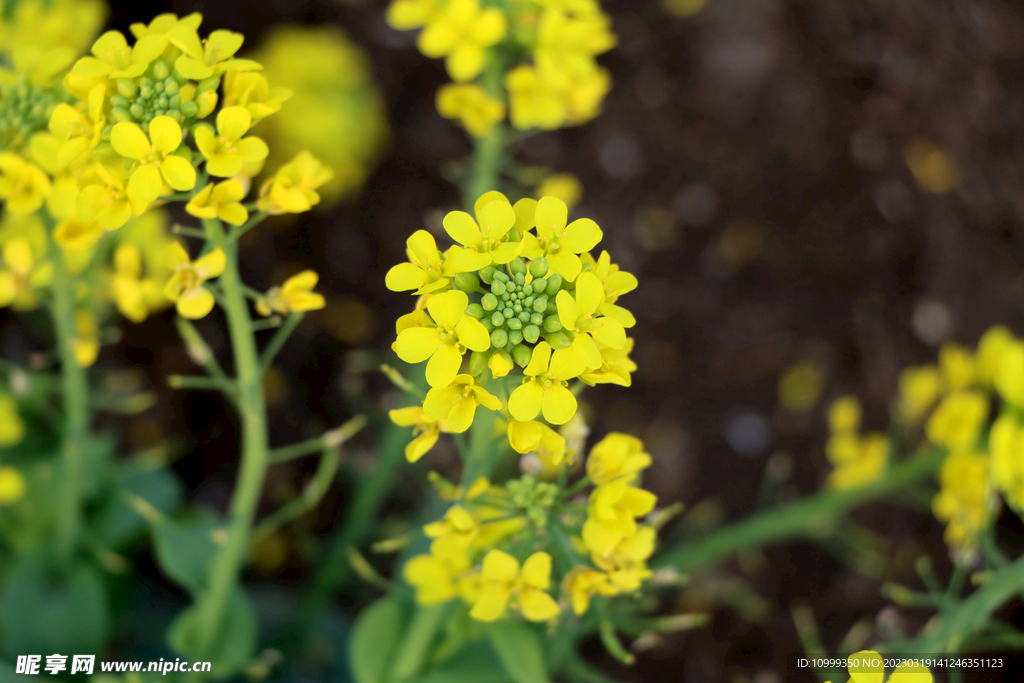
[464,59,506,207]
[260,312,304,371]
[460,406,499,492]
[268,415,366,464]
[191,218,271,668]
[653,450,944,571]
[51,246,90,562]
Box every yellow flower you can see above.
[828,395,861,433]
[255,270,325,317]
[166,25,261,80]
[424,505,479,558]
[534,9,616,79]
[222,71,292,124]
[1,0,106,56]
[582,479,657,556]
[404,548,471,605]
[925,390,988,450]
[436,84,506,137]
[556,272,626,369]
[417,0,507,82]
[0,153,51,214]
[0,395,26,446]
[581,250,637,305]
[48,84,105,169]
[442,193,524,274]
[257,151,334,214]
[563,566,619,615]
[386,0,441,29]
[73,309,100,367]
[71,30,167,79]
[562,67,612,126]
[489,349,513,378]
[53,218,103,253]
[129,12,202,39]
[844,650,933,683]
[505,66,567,130]
[590,526,656,591]
[0,466,26,504]
[976,325,1013,387]
[586,433,651,486]
[521,196,603,282]
[989,415,1024,514]
[423,374,502,433]
[111,117,197,207]
[162,242,226,320]
[385,230,450,294]
[932,450,990,553]
[469,550,560,622]
[825,432,888,490]
[78,163,138,230]
[0,237,47,310]
[507,419,566,460]
[186,179,248,226]
[897,365,941,423]
[195,107,269,178]
[536,173,582,211]
[579,337,636,387]
[995,338,1024,408]
[394,289,491,388]
[938,342,974,391]
[389,405,446,462]
[508,341,586,424]
[111,243,159,323]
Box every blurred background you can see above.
[33,0,1024,680]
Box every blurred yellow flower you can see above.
[389,405,445,462]
[436,83,505,138]
[418,0,507,83]
[0,395,25,446]
[897,365,941,424]
[257,151,334,215]
[536,173,582,211]
[255,270,325,317]
[0,466,26,504]
[186,179,248,226]
[586,432,651,486]
[933,449,990,553]
[469,550,559,622]
[0,153,51,214]
[162,243,225,320]
[925,391,988,450]
[423,374,502,433]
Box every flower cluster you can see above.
[401,433,658,622]
[387,192,636,460]
[830,326,1024,560]
[823,396,888,490]
[386,0,615,137]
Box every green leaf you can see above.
[168,587,257,677]
[487,621,549,683]
[349,596,408,683]
[150,511,220,595]
[90,462,183,549]
[415,644,511,683]
[0,554,109,658]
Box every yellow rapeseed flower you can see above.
[162,242,226,320]
[521,196,603,281]
[111,116,197,207]
[257,151,334,215]
[536,173,583,211]
[590,526,655,591]
[424,505,479,558]
[825,432,888,490]
[423,374,502,433]
[417,0,507,83]
[938,342,974,391]
[255,271,325,317]
[582,479,657,556]
[976,325,1013,387]
[48,84,105,169]
[469,549,560,622]
[505,65,568,130]
[579,337,636,387]
[111,243,160,323]
[828,395,861,433]
[53,217,103,254]
[195,107,269,178]
[586,433,651,486]
[508,341,586,424]
[222,71,292,124]
[534,9,616,80]
[73,309,100,367]
[932,449,990,553]
[994,338,1024,408]
[0,153,51,214]
[562,566,619,615]
[166,25,261,80]
[0,395,26,446]
[0,466,26,504]
[841,650,933,683]
[507,419,566,461]
[924,390,988,450]
[78,163,138,230]
[386,0,442,30]
[897,365,941,424]
[186,179,249,226]
[556,272,626,369]
[442,193,524,274]
[71,30,166,79]
[394,289,491,388]
[385,230,450,294]
[436,84,506,138]
[989,414,1024,514]
[404,548,471,605]
[390,405,446,462]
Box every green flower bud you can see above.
[491,329,508,348]
[531,277,547,292]
[523,296,534,308]
[139,77,153,90]
[181,101,198,118]
[169,94,182,110]
[491,281,506,296]
[454,272,481,293]
[510,257,527,276]
[481,293,498,311]
[493,270,509,283]
[524,324,540,344]
[468,350,488,376]
[139,85,153,99]
[522,284,534,296]
[491,312,505,327]
[480,266,496,284]
[545,331,572,349]
[110,107,132,123]
[530,257,549,278]
[514,272,526,286]
[533,297,548,314]
[109,95,131,109]
[129,104,145,119]
[508,227,522,241]
[512,343,533,367]
[482,317,495,332]
[116,79,138,98]
[503,307,513,318]
[153,61,170,81]
[509,329,524,345]
[512,303,522,313]
[518,311,531,323]
[155,81,166,94]
[543,317,563,333]
[530,312,544,326]
[544,300,558,316]
[545,275,563,296]
[165,79,180,96]
[466,303,485,319]
[507,317,522,330]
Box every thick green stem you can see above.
[51,247,90,562]
[465,60,506,207]
[192,219,270,666]
[654,450,944,572]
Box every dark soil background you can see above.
[91,0,1024,681]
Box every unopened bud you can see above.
[512,343,532,367]
[545,331,571,349]
[530,258,549,278]
[454,272,481,293]
[468,350,488,375]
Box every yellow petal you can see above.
[556,290,579,331]
[455,316,491,352]
[574,272,605,315]
[396,327,441,364]
[572,333,602,370]
[535,196,568,238]
[521,552,552,589]
[443,211,481,247]
[541,384,577,425]
[426,289,468,329]
[847,651,884,683]
[407,429,439,463]
[177,286,216,319]
[509,381,544,422]
[469,585,511,622]
[193,248,226,279]
[111,122,152,159]
[425,342,462,388]
[519,588,560,622]
[148,116,182,153]
[524,342,552,376]
[560,218,603,253]
[481,549,519,581]
[160,155,197,191]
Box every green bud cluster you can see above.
[506,475,559,529]
[0,80,69,152]
[462,257,570,367]
[103,61,215,137]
